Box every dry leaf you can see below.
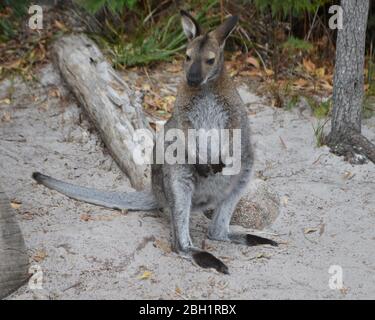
[264,68,274,76]
[166,64,182,73]
[315,67,325,78]
[10,201,21,210]
[1,111,11,122]
[3,59,22,70]
[48,88,61,98]
[54,20,68,31]
[154,239,171,253]
[142,83,151,91]
[304,227,318,234]
[246,56,260,69]
[239,70,263,77]
[21,212,33,220]
[249,253,270,260]
[0,98,11,105]
[318,79,333,91]
[175,286,182,294]
[138,270,152,280]
[80,213,92,222]
[343,171,355,180]
[303,58,316,73]
[161,95,175,112]
[33,249,47,262]
[293,78,308,88]
[340,287,349,295]
[229,70,238,77]
[256,253,270,259]
[39,101,49,111]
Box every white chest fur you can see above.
[188,93,229,129]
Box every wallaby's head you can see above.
[180,10,238,88]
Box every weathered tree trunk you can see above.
[327,0,375,164]
[53,34,152,190]
[0,184,29,299]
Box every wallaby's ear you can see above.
[211,15,238,47]
[180,10,201,41]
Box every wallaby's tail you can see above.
[32,172,159,211]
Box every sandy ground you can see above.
[0,63,374,300]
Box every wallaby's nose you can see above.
[187,78,202,87]
[187,61,202,87]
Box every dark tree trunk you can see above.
[0,184,29,299]
[327,0,375,164]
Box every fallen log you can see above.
[0,184,29,299]
[53,34,152,190]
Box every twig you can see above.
[312,153,326,165]
[305,7,319,41]
[279,136,287,150]
[62,281,81,292]
[302,228,318,244]
[170,288,188,300]
[143,67,155,91]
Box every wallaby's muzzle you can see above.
[187,61,202,87]
[187,78,202,87]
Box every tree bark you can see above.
[327,0,375,164]
[0,184,29,299]
[53,34,152,190]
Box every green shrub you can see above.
[282,36,313,52]
[253,0,331,17]
[0,0,30,41]
[306,96,332,118]
[83,0,221,67]
[75,0,137,14]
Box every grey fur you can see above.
[32,172,159,211]
[33,12,277,274]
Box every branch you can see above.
[53,34,152,190]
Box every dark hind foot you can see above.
[179,247,229,274]
[229,233,278,247]
[192,250,229,274]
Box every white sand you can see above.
[1,64,374,299]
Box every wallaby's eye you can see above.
[186,54,191,62]
[206,58,215,65]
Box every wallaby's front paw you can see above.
[211,160,225,174]
[195,164,211,177]
[195,161,226,177]
[192,250,229,274]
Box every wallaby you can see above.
[33,10,277,274]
